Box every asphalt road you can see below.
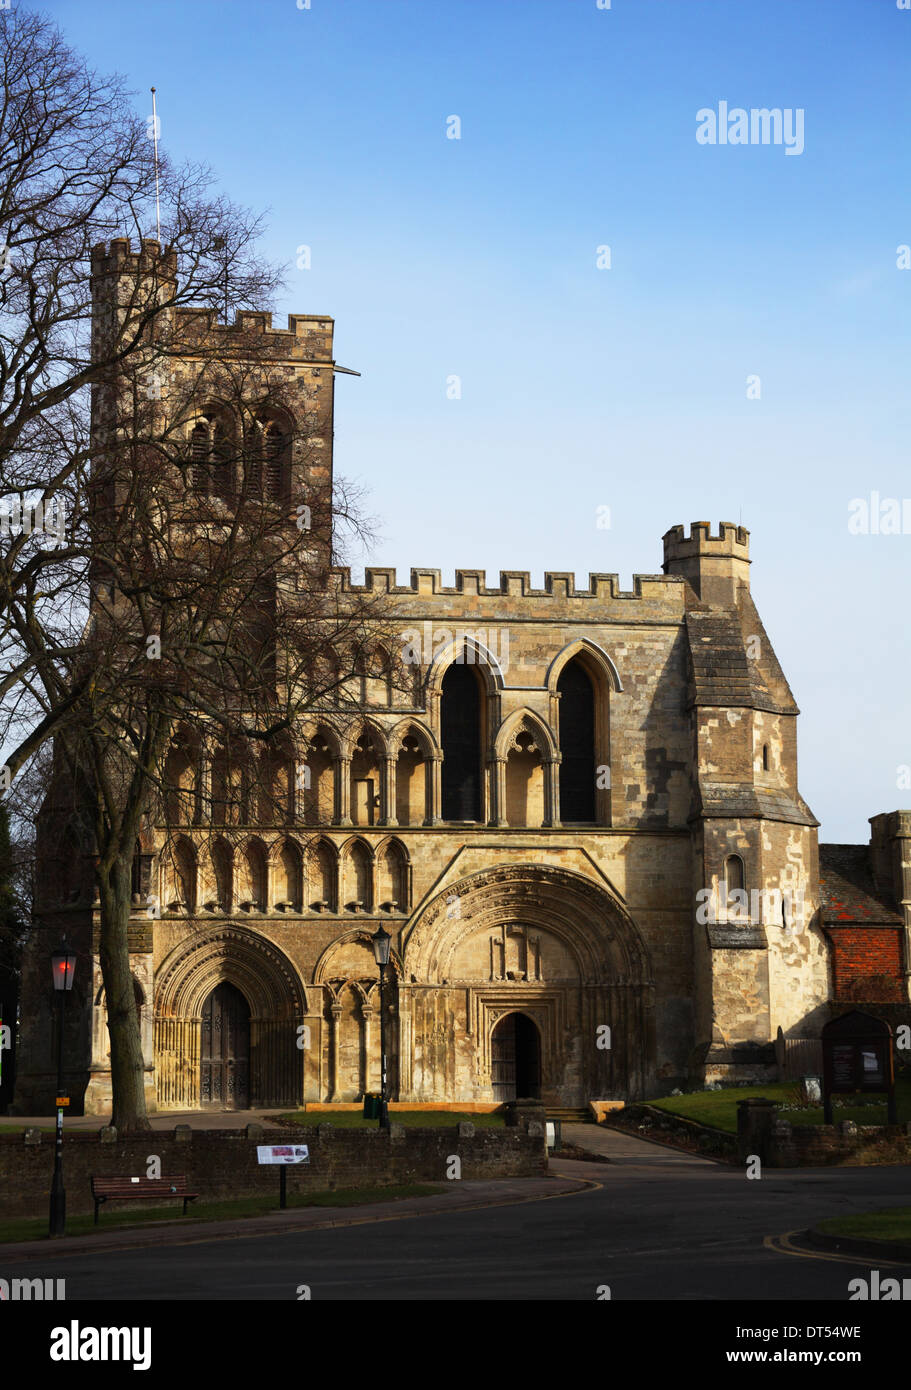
[6,1132,911,1302]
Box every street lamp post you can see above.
[371,927,391,1131]
[49,940,76,1238]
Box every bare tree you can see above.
[0,12,399,1130]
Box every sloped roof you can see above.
[819,844,902,926]
[693,783,817,827]
[684,605,799,715]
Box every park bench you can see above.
[90,1174,199,1224]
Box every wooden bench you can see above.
[90,1175,199,1224]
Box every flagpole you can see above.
[151,87,161,243]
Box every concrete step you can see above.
[546,1107,593,1124]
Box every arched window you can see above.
[263,422,289,500]
[274,839,303,911]
[189,420,209,489]
[725,854,747,919]
[188,413,233,498]
[351,732,382,827]
[211,747,245,826]
[309,839,337,911]
[258,748,294,825]
[249,416,291,501]
[211,838,233,911]
[441,662,482,821]
[378,840,408,911]
[240,839,267,910]
[395,733,425,826]
[344,840,372,912]
[165,838,196,913]
[505,727,545,828]
[557,660,595,822]
[164,742,196,825]
[303,732,335,825]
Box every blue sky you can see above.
[46,0,910,841]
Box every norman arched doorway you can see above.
[154,925,307,1110]
[491,1012,541,1101]
[402,863,655,1105]
[200,982,251,1109]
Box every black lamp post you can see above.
[49,940,76,1238]
[371,927,391,1131]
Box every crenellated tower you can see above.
[89,238,340,569]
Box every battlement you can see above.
[173,308,334,360]
[662,521,750,605]
[662,521,750,563]
[90,237,178,281]
[90,239,333,360]
[331,567,684,603]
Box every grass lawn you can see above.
[274,1109,504,1129]
[646,1077,911,1134]
[816,1208,911,1244]
[0,1182,446,1246]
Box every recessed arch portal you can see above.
[154,925,306,1109]
[403,863,654,1105]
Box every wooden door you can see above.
[201,983,250,1109]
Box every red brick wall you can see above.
[830,928,903,1003]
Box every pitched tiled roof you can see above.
[818,844,902,926]
[684,604,799,716]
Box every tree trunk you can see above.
[98,853,150,1132]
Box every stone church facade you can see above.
[12,242,911,1115]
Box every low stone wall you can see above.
[0,1123,546,1220]
[737,1098,911,1167]
[603,1103,737,1161]
[765,1120,911,1167]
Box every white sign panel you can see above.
[257,1144,310,1165]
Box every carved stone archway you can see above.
[154,924,307,1109]
[313,931,401,1102]
[401,863,654,1104]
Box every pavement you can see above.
[0,1120,678,1261]
[5,1122,911,1302]
[561,1120,722,1166]
[6,1107,289,1132]
[0,1172,588,1261]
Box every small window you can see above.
[762,743,770,771]
[725,854,747,919]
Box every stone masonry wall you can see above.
[0,1124,546,1220]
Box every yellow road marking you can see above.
[765,1229,911,1269]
